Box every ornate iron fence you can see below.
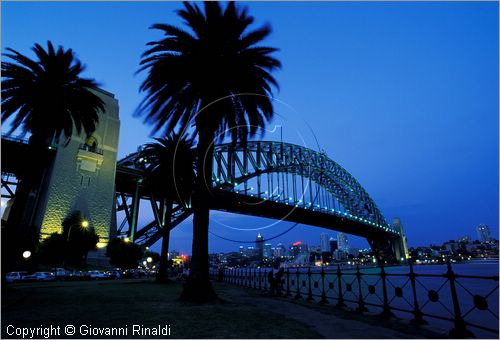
[211,262,498,338]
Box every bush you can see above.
[106,238,143,269]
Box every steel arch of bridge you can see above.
[115,140,399,249]
[212,141,398,236]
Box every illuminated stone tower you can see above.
[35,88,120,248]
[392,217,409,262]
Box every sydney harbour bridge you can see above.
[1,89,408,263]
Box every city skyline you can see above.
[1,2,498,254]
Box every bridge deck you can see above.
[209,189,396,241]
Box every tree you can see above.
[1,41,104,233]
[61,211,98,266]
[106,238,143,269]
[139,132,196,283]
[37,232,66,266]
[137,1,280,302]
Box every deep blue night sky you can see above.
[2,2,498,255]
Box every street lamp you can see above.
[67,219,89,241]
[64,219,89,268]
[22,250,31,259]
[147,257,153,263]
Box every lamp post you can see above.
[67,220,89,242]
[64,220,89,268]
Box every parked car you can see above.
[5,271,28,283]
[88,271,108,280]
[52,267,71,280]
[21,273,38,282]
[106,270,121,279]
[34,272,55,281]
[67,271,90,281]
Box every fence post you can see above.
[307,267,314,301]
[258,268,262,290]
[380,263,393,318]
[294,267,302,299]
[320,266,328,304]
[408,262,427,325]
[253,268,257,289]
[263,268,268,292]
[447,261,474,338]
[336,265,346,308]
[285,268,291,297]
[355,265,367,313]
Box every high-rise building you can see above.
[246,246,258,258]
[337,232,349,252]
[290,241,308,258]
[329,237,338,253]
[274,243,286,257]
[263,243,272,258]
[320,233,330,253]
[477,225,492,243]
[256,233,264,258]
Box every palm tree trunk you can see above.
[156,198,172,283]
[180,129,218,302]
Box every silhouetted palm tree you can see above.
[140,132,195,283]
[137,2,280,301]
[1,41,104,231]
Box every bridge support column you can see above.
[129,178,142,242]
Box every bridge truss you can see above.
[115,141,401,259]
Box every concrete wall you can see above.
[37,88,120,247]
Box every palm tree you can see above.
[137,2,280,301]
[1,41,104,235]
[139,132,195,283]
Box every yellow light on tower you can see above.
[81,220,89,228]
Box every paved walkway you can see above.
[216,283,446,339]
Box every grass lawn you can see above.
[2,279,321,338]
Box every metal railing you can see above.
[211,262,498,338]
